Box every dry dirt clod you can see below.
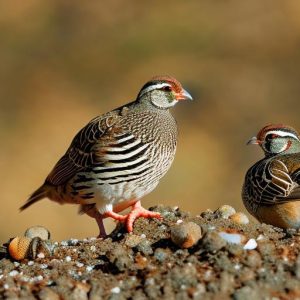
[170,222,202,248]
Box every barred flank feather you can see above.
[20,185,48,211]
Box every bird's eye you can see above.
[161,86,172,92]
[266,134,279,141]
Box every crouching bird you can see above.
[242,124,300,229]
[20,76,193,237]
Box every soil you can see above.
[1,205,300,300]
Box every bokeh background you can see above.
[1,0,300,242]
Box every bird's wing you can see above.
[247,158,299,206]
[46,111,124,186]
[284,166,300,200]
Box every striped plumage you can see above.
[242,124,300,228]
[21,75,193,237]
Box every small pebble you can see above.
[36,275,44,281]
[69,239,79,246]
[154,248,169,263]
[76,262,84,268]
[170,222,202,248]
[140,234,146,239]
[86,266,93,272]
[229,212,249,224]
[136,239,153,255]
[256,234,265,241]
[215,205,236,219]
[111,286,121,294]
[28,261,34,266]
[65,256,72,262]
[90,245,96,252]
[218,232,245,245]
[9,270,19,277]
[243,239,257,250]
[37,252,45,259]
[40,264,48,269]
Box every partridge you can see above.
[21,76,193,237]
[242,124,300,229]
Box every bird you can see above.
[242,124,300,229]
[20,75,193,238]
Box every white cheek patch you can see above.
[267,130,300,141]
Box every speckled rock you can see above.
[170,222,202,248]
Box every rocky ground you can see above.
[1,205,300,299]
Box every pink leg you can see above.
[125,201,161,232]
[103,210,128,222]
[103,201,161,233]
[80,205,108,238]
[95,215,107,238]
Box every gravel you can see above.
[1,204,300,299]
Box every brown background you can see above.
[1,0,300,242]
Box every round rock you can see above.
[215,205,236,219]
[170,222,202,249]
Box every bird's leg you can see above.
[103,200,161,233]
[124,201,161,232]
[80,205,108,238]
[103,210,128,221]
[112,199,138,214]
[101,199,138,221]
[95,214,107,239]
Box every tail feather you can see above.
[20,185,48,211]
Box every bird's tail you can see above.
[20,184,49,211]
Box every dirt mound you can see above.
[1,205,300,299]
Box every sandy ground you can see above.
[1,205,300,299]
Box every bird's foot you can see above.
[103,201,161,232]
[125,201,161,232]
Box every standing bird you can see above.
[242,124,300,229]
[21,76,193,237]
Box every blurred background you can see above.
[1,0,300,242]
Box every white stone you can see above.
[243,239,257,250]
[111,286,121,294]
[37,252,45,259]
[9,270,19,277]
[218,232,243,244]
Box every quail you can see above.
[242,124,300,229]
[21,75,193,237]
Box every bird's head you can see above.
[247,124,300,157]
[137,75,193,109]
